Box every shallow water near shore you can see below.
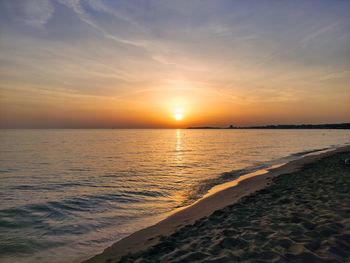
[0,129,349,263]
[119,150,350,263]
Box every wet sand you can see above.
[84,145,350,263]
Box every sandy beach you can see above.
[84,145,350,263]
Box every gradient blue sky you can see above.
[0,0,349,128]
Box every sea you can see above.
[0,129,349,262]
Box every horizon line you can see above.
[1,122,349,129]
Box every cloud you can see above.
[57,0,144,47]
[11,0,54,28]
[86,0,139,26]
[318,70,350,81]
[300,22,340,48]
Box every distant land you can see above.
[187,123,350,129]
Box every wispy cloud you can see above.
[300,22,340,48]
[57,0,148,48]
[10,0,54,29]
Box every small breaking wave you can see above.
[180,147,332,207]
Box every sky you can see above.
[0,0,349,128]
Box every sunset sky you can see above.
[0,0,349,128]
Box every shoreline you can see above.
[83,145,350,263]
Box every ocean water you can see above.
[0,129,349,263]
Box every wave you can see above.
[0,188,167,232]
[179,146,332,207]
[0,168,19,173]
[289,147,329,157]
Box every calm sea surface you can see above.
[0,129,349,262]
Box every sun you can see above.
[174,107,183,121]
[174,112,183,121]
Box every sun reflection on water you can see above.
[175,129,182,163]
